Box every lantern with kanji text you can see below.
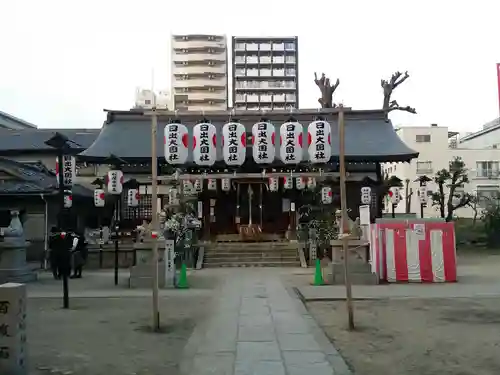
[164,123,189,165]
[252,122,275,164]
[63,190,72,208]
[221,178,231,191]
[360,186,372,204]
[193,123,217,166]
[321,186,333,204]
[127,188,140,207]
[222,122,246,166]
[279,121,303,164]
[55,155,75,187]
[93,189,105,207]
[268,177,279,192]
[107,170,124,195]
[296,177,306,190]
[283,176,293,189]
[308,120,331,163]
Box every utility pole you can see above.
[338,106,355,330]
[150,107,160,332]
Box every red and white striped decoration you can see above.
[370,221,457,283]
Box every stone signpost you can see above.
[0,283,27,375]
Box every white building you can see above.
[170,34,228,112]
[134,88,170,109]
[383,123,500,218]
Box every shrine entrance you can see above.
[236,180,286,241]
[211,179,288,241]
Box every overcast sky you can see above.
[1,0,499,131]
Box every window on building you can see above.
[416,161,433,174]
[284,42,295,50]
[285,68,296,76]
[415,134,431,142]
[285,55,296,63]
[476,186,500,208]
[234,68,245,76]
[234,42,245,50]
[476,161,499,178]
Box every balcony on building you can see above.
[172,34,227,50]
[173,49,226,63]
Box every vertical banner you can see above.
[165,239,176,288]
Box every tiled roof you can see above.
[79,109,418,164]
[0,110,38,129]
[0,157,93,196]
[0,128,100,154]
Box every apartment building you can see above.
[171,34,229,112]
[232,36,299,111]
[383,124,500,218]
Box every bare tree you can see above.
[314,72,340,108]
[381,71,416,114]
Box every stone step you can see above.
[204,251,297,257]
[204,261,300,268]
[204,256,298,264]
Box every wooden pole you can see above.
[338,105,355,330]
[151,109,160,331]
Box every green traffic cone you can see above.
[312,258,325,286]
[177,262,189,289]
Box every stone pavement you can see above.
[179,269,351,375]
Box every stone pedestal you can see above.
[0,241,37,284]
[128,241,167,289]
[0,283,27,375]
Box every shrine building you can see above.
[78,107,418,243]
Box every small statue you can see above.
[2,211,25,242]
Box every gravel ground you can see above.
[307,297,500,375]
[27,295,212,375]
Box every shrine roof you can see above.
[78,108,418,164]
[0,128,99,155]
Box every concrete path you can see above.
[179,269,351,375]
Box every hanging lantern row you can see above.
[164,120,332,167]
[178,177,319,193]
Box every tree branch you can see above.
[314,72,340,108]
[387,100,417,114]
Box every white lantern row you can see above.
[55,155,76,187]
[164,121,332,166]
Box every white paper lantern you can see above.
[296,177,306,190]
[55,155,76,187]
[360,186,372,204]
[280,121,303,164]
[252,122,275,164]
[418,186,427,204]
[221,178,231,191]
[307,177,317,189]
[182,180,193,194]
[308,120,332,163]
[389,187,401,205]
[268,177,279,192]
[193,123,217,166]
[164,123,189,164]
[321,187,333,204]
[93,189,105,207]
[127,188,140,207]
[193,179,203,192]
[207,178,217,190]
[168,188,179,205]
[64,190,72,208]
[283,176,293,189]
[222,122,246,166]
[107,170,124,195]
